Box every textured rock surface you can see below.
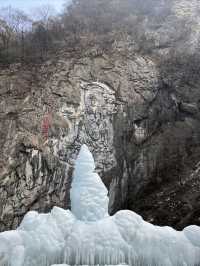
[1,0,200,231]
[0,53,159,230]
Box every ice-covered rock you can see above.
[63,210,199,266]
[0,145,200,266]
[70,144,109,221]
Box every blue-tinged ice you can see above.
[0,145,200,266]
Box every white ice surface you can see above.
[0,145,200,266]
[70,144,109,221]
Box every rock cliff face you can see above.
[1,0,200,231]
[0,53,159,230]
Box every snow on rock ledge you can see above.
[0,145,200,266]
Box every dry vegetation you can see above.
[0,0,175,64]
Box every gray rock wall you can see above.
[0,54,160,230]
[1,0,200,230]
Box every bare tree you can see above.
[0,18,12,61]
[0,6,32,63]
[32,4,56,29]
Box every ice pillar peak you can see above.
[70,144,109,221]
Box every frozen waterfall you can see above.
[0,145,200,266]
[70,144,109,221]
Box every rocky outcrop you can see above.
[133,160,200,229]
[0,53,160,230]
[1,0,200,231]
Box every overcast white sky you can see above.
[0,0,69,13]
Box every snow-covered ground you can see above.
[0,145,200,266]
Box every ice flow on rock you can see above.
[70,144,109,221]
[0,144,200,266]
